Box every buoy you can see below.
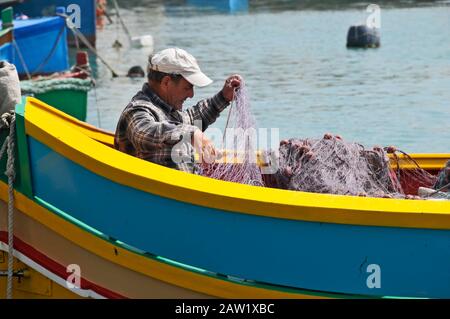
[131,34,154,50]
[127,66,145,78]
[76,51,89,67]
[346,25,380,48]
[111,0,154,50]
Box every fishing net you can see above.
[198,83,441,200]
[263,136,438,199]
[198,81,264,186]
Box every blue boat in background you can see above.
[0,15,69,76]
[1,7,91,122]
[0,0,96,46]
[187,0,248,12]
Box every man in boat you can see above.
[114,47,241,173]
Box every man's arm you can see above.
[184,74,242,130]
[185,91,229,130]
[126,109,198,151]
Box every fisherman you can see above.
[114,47,241,173]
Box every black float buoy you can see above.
[346,25,380,48]
[127,66,145,78]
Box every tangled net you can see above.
[199,82,442,200]
[198,81,264,186]
[262,134,437,199]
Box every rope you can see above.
[12,22,65,78]
[0,111,16,299]
[12,40,32,80]
[70,26,81,50]
[222,87,239,147]
[30,25,66,77]
[222,99,234,147]
[57,13,119,78]
[93,85,102,128]
[111,0,133,44]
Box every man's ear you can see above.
[161,75,171,89]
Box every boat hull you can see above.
[0,182,332,299]
[25,138,450,298]
[0,196,212,298]
[2,97,450,298]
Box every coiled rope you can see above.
[0,111,16,299]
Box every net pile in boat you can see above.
[263,134,438,199]
[198,81,264,186]
[198,82,439,199]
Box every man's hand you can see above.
[192,129,220,164]
[221,74,242,102]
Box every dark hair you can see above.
[147,54,183,83]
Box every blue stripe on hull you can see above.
[28,138,450,298]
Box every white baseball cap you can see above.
[149,48,213,87]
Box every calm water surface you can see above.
[87,0,450,153]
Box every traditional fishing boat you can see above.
[0,21,11,47]
[0,8,69,76]
[0,0,96,47]
[20,76,91,121]
[1,7,91,121]
[0,9,14,64]
[1,97,450,299]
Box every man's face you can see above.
[166,77,194,110]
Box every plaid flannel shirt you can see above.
[114,83,229,173]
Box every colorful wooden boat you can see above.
[0,24,11,47]
[0,7,69,77]
[1,7,91,121]
[1,97,450,299]
[20,77,91,121]
[0,8,13,62]
[0,0,96,47]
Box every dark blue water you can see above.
[89,1,450,153]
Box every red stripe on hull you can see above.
[0,231,126,299]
